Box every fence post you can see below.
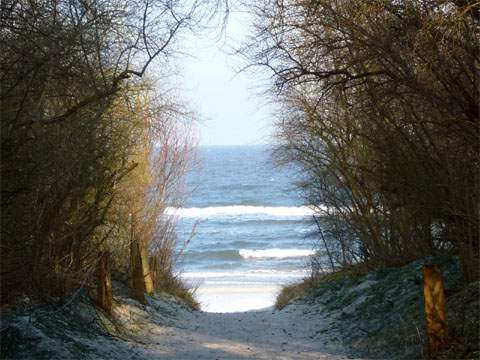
[422,264,449,355]
[150,256,158,290]
[129,214,154,303]
[97,251,112,315]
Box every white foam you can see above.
[239,248,315,259]
[165,205,315,219]
[182,269,308,279]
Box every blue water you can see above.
[172,145,316,287]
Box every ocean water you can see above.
[169,145,316,311]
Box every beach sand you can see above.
[114,293,360,360]
[164,281,357,359]
[194,284,281,312]
[4,286,361,360]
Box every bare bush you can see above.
[0,0,225,304]
[245,0,479,279]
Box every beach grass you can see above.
[155,272,200,310]
[275,267,367,310]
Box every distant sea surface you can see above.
[169,145,316,311]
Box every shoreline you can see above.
[181,270,309,312]
[193,284,281,312]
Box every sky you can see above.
[177,8,274,146]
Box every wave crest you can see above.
[165,205,315,219]
[239,248,315,259]
[182,269,309,279]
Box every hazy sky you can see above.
[177,9,274,146]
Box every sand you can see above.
[111,293,361,360]
[3,287,361,359]
[194,284,281,312]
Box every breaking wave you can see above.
[182,269,309,279]
[165,205,316,219]
[239,248,315,259]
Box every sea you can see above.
[169,145,317,312]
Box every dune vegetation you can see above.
[0,0,223,307]
[246,0,478,280]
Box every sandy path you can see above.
[1,291,361,359]
[129,299,359,360]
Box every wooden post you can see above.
[130,217,154,303]
[150,256,158,290]
[139,241,154,294]
[422,264,449,355]
[97,251,112,315]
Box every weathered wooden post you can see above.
[130,216,154,303]
[422,264,449,355]
[150,256,158,290]
[97,251,112,315]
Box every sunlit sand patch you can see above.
[195,284,281,312]
[202,340,254,352]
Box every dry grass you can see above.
[275,266,368,310]
[153,271,200,311]
[435,281,480,360]
[275,279,318,310]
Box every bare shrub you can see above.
[245,0,479,279]
[0,0,226,304]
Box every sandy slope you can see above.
[2,290,361,359]
[112,295,360,360]
[157,306,357,359]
